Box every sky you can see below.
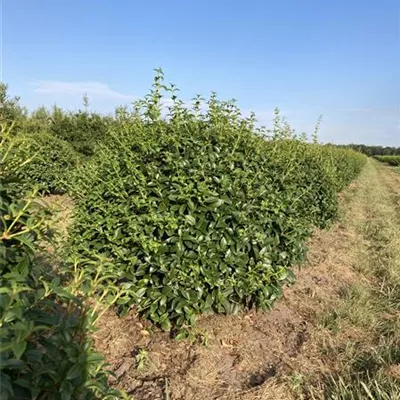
[2,0,399,146]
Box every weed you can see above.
[135,349,149,371]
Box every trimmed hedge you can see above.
[68,75,366,330]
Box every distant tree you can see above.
[0,83,26,124]
[25,106,51,134]
[339,143,400,156]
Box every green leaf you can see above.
[60,381,74,400]
[160,317,171,331]
[12,340,27,360]
[86,352,105,364]
[66,364,83,380]
[174,331,188,341]
[0,372,13,398]
[136,287,147,298]
[185,215,196,226]
[0,359,25,369]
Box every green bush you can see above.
[12,132,82,194]
[22,106,52,135]
[374,155,400,166]
[0,83,26,125]
[0,124,124,399]
[68,72,366,331]
[16,103,112,157]
[48,107,111,156]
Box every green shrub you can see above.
[17,104,112,157]
[0,124,124,399]
[0,83,26,125]
[374,155,400,166]
[12,132,82,194]
[23,106,52,135]
[68,72,366,331]
[48,107,111,156]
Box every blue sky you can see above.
[2,0,399,145]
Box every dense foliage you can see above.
[18,106,112,158]
[0,83,26,124]
[341,144,400,156]
[68,72,366,331]
[374,155,400,166]
[47,106,112,156]
[13,132,82,194]
[0,124,124,399]
[1,83,111,158]
[1,70,370,395]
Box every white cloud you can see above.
[32,80,135,101]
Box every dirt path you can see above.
[88,160,400,399]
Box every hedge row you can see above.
[374,155,400,166]
[68,75,366,330]
[11,132,82,195]
[47,107,112,156]
[0,125,123,399]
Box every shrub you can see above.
[0,124,124,399]
[374,155,400,166]
[18,104,112,157]
[68,72,366,331]
[23,106,52,135]
[12,132,82,194]
[48,107,111,156]
[0,83,26,125]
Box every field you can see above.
[2,76,400,399]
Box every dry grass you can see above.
[300,160,400,399]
